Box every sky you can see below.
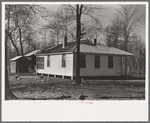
[41,4,146,43]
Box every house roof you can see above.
[38,39,133,56]
[10,56,22,61]
[77,44,133,56]
[38,39,95,54]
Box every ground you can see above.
[8,73,145,100]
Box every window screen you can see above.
[36,57,44,69]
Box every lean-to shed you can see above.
[10,56,31,73]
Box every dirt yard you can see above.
[8,73,145,100]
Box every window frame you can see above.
[95,55,100,68]
[36,57,44,69]
[62,54,66,68]
[47,55,50,67]
[108,56,113,68]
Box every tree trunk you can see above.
[5,5,18,99]
[18,27,24,56]
[5,35,18,100]
[124,31,128,74]
[75,5,82,85]
[5,30,20,56]
[124,57,127,74]
[5,5,20,56]
[114,37,118,48]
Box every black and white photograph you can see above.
[2,1,149,122]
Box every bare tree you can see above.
[128,36,145,74]
[75,4,83,84]
[44,5,76,44]
[5,4,48,56]
[5,22,18,99]
[5,4,48,99]
[105,17,123,48]
[6,5,33,56]
[70,4,105,84]
[105,26,112,47]
[5,5,20,56]
[116,5,143,73]
[45,20,63,45]
[111,17,122,48]
[46,4,105,84]
[45,4,105,45]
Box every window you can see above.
[62,54,66,67]
[36,57,44,69]
[95,55,100,68]
[47,55,50,67]
[108,56,113,68]
[80,54,86,68]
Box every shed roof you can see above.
[10,56,22,61]
[38,39,133,56]
[24,49,42,57]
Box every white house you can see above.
[36,39,133,79]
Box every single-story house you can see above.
[10,56,31,73]
[36,39,133,79]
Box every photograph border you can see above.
[1,1,149,122]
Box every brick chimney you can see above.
[94,38,97,45]
[62,36,67,48]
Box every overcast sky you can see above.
[41,4,146,42]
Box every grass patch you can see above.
[8,74,145,100]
